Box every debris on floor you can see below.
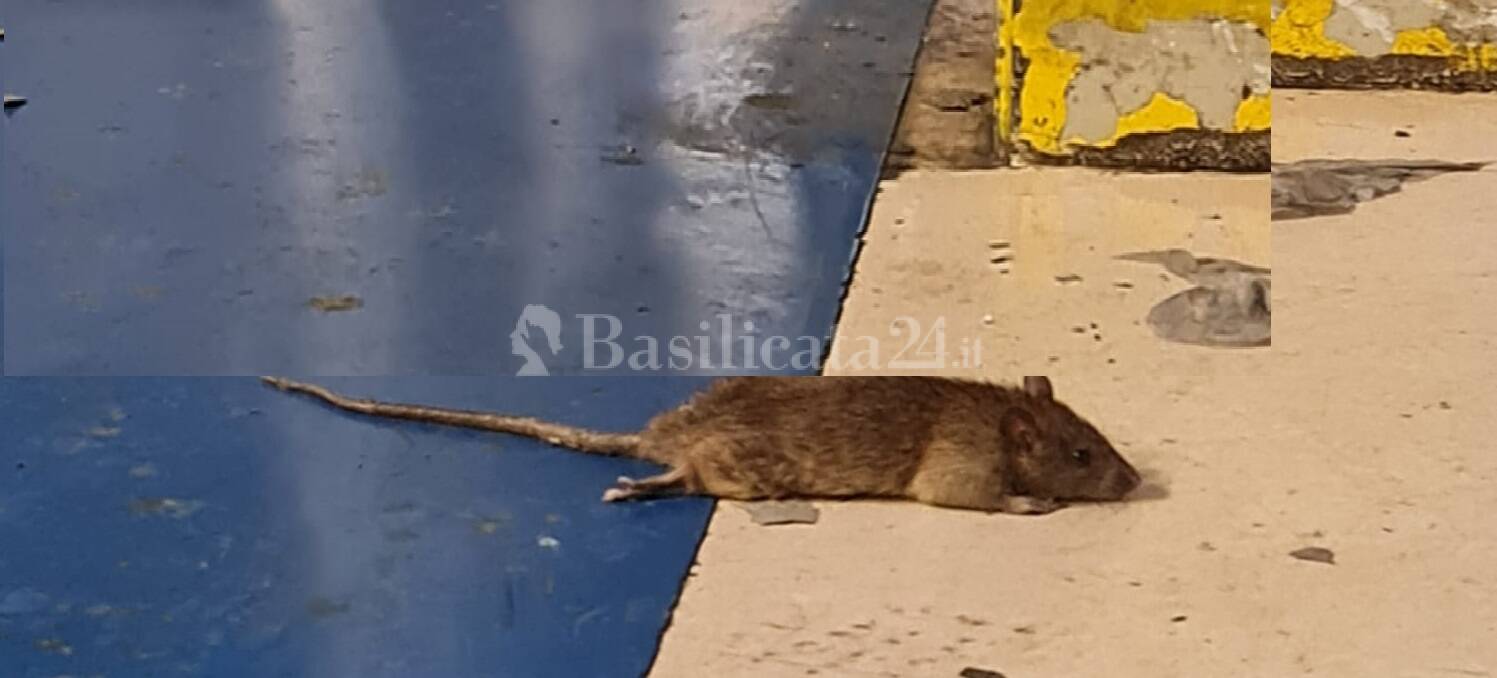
[127,497,204,519]
[1289,546,1336,565]
[1272,159,1489,221]
[737,500,820,526]
[33,638,74,656]
[599,144,645,166]
[305,596,352,619]
[3,94,27,113]
[308,295,363,312]
[959,667,1007,678]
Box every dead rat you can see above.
[260,376,1141,514]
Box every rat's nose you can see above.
[1113,462,1142,497]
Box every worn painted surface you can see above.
[0,377,714,678]
[0,0,931,376]
[1272,0,1497,69]
[998,0,1271,154]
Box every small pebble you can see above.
[1289,546,1335,564]
[960,668,1007,678]
[308,295,362,312]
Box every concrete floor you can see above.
[827,168,1268,375]
[650,91,1496,677]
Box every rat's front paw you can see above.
[999,496,1062,515]
[602,487,633,502]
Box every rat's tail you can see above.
[261,377,643,456]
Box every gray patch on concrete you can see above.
[1272,159,1489,220]
[1117,249,1270,348]
[1146,275,1270,348]
[1114,249,1270,286]
[1050,19,1268,144]
[737,500,821,525]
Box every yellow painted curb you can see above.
[1270,0,1497,69]
[996,0,1270,154]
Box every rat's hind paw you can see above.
[998,496,1063,515]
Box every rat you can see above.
[260,376,1142,514]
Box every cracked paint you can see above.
[1051,19,1269,144]
[999,0,1271,154]
[1273,0,1497,67]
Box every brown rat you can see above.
[260,376,1141,514]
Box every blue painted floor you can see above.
[0,377,716,678]
[1,0,931,375]
[0,1,934,673]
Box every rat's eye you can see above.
[1071,448,1091,466]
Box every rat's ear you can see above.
[1023,376,1053,400]
[1001,407,1039,450]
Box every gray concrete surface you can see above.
[649,91,1496,677]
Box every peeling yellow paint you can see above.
[1079,93,1199,149]
[1234,93,1271,132]
[1272,0,1497,72]
[1390,27,1497,70]
[1270,0,1356,58]
[998,0,1271,154]
[1391,26,1457,56]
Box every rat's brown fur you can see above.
[262,376,1141,514]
